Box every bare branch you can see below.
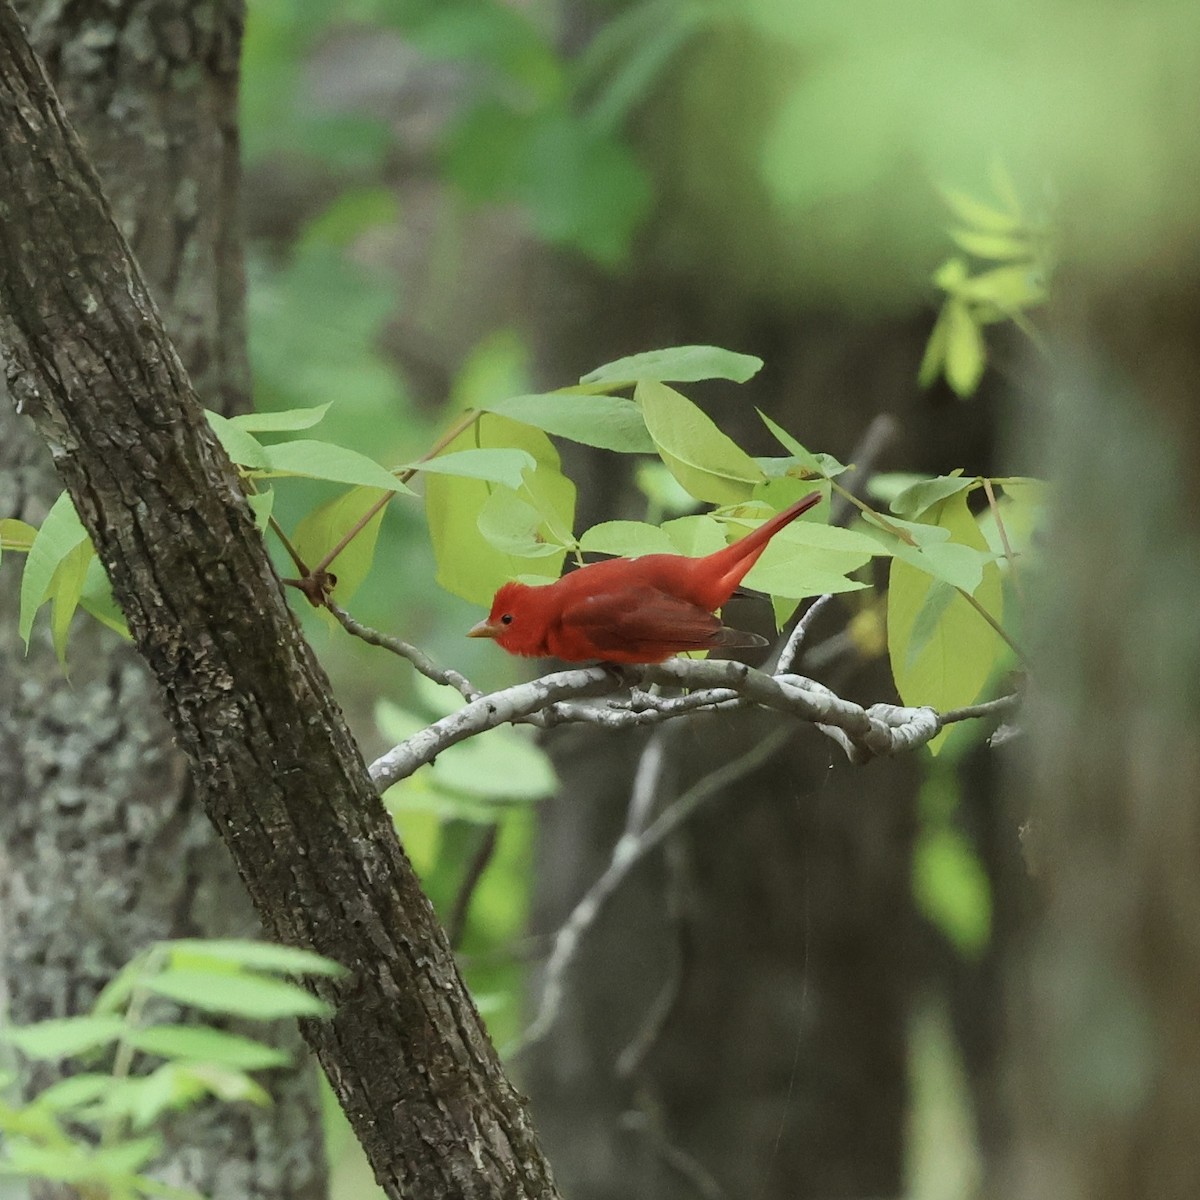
[328,602,483,701]
[507,729,791,1059]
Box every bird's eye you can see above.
[500,613,513,625]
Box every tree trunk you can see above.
[0,3,325,1196]
[0,7,560,1197]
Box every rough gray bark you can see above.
[0,7,560,1198]
[999,279,1200,1200]
[0,2,326,1196]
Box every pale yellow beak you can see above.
[467,619,500,640]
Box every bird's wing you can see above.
[555,586,766,662]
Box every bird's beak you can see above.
[467,619,500,640]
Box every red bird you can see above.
[468,491,822,664]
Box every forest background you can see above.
[2,2,1200,1199]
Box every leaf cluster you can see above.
[0,939,342,1199]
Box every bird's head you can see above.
[467,581,548,657]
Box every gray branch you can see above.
[368,652,1014,789]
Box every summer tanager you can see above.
[468,490,822,663]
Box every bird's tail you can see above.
[699,490,823,608]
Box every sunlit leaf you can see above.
[578,520,677,558]
[144,970,332,1020]
[50,539,94,670]
[3,1016,125,1060]
[943,300,986,397]
[887,493,1008,751]
[949,229,1032,261]
[637,380,765,503]
[205,410,270,469]
[938,187,1020,233]
[128,1026,290,1071]
[425,414,575,605]
[78,555,130,640]
[406,448,536,489]
[19,491,88,649]
[477,489,566,557]
[257,441,414,493]
[165,939,345,978]
[890,472,975,519]
[292,485,390,603]
[582,345,764,389]
[481,391,656,452]
[229,403,332,433]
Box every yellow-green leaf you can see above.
[425,414,575,605]
[637,380,765,504]
[19,491,89,648]
[887,492,1008,753]
[943,300,986,397]
[292,486,391,605]
[582,345,764,389]
[51,539,94,670]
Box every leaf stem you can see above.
[310,408,484,578]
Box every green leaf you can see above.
[582,345,764,389]
[661,515,727,558]
[205,411,270,469]
[19,491,88,648]
[292,486,390,604]
[50,539,94,669]
[257,440,414,494]
[144,970,332,1020]
[943,300,987,397]
[918,305,949,389]
[938,186,1020,233]
[887,493,1008,751]
[958,264,1044,310]
[405,448,537,489]
[578,520,676,558]
[3,1016,125,1060]
[246,488,275,531]
[301,187,399,249]
[171,1062,271,1107]
[949,229,1032,261]
[481,391,656,452]
[431,727,558,802]
[914,826,991,958]
[741,519,874,600]
[35,1073,114,1112]
[229,403,332,433]
[637,381,765,504]
[165,939,345,978]
[89,1134,162,1175]
[755,412,848,479]
[477,489,565,558]
[0,517,37,551]
[890,472,975,519]
[128,1026,290,1070]
[79,555,131,639]
[425,413,575,605]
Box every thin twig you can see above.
[772,593,833,674]
[982,476,1024,603]
[938,692,1021,726]
[506,728,791,1060]
[953,586,1029,667]
[327,602,483,701]
[268,513,309,576]
[312,408,484,576]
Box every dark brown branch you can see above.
[0,10,559,1198]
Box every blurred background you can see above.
[236,2,1200,1197]
[8,0,1200,1197]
